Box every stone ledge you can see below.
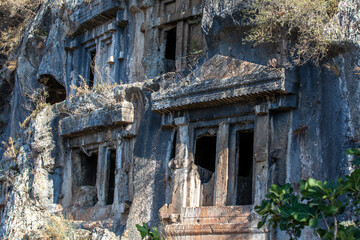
[73,0,124,36]
[152,55,297,113]
[60,102,134,137]
[161,205,267,238]
[182,205,252,219]
[165,223,264,236]
[156,8,202,28]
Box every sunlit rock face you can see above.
[0,0,359,239]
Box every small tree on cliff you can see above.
[245,0,341,66]
[256,149,360,240]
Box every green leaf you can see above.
[257,218,267,229]
[291,204,311,222]
[136,224,147,239]
[152,227,159,238]
[346,148,360,156]
[136,223,151,239]
[316,228,327,238]
[279,206,292,218]
[309,217,319,228]
[322,205,338,216]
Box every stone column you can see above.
[66,51,73,96]
[171,117,189,213]
[113,139,124,206]
[123,139,134,202]
[113,133,133,222]
[96,145,108,206]
[65,40,79,96]
[108,32,116,82]
[214,123,229,206]
[94,38,101,84]
[62,148,73,207]
[182,22,189,70]
[253,104,270,206]
[175,21,184,71]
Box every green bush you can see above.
[256,149,360,240]
[245,0,341,66]
[136,222,164,240]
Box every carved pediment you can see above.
[60,101,134,137]
[152,55,297,113]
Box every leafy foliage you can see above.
[346,148,360,168]
[256,149,360,240]
[245,0,341,66]
[136,222,164,240]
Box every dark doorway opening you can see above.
[170,130,177,160]
[236,131,254,205]
[195,135,217,184]
[89,50,96,88]
[79,152,98,186]
[38,75,66,104]
[106,149,116,205]
[164,27,176,72]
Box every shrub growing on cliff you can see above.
[0,0,43,55]
[136,222,164,240]
[245,0,341,66]
[1,137,18,159]
[256,149,360,240]
[20,88,50,129]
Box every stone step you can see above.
[163,205,266,239]
[182,205,253,224]
[165,223,266,240]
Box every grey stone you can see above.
[1,0,360,239]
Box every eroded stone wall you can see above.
[0,0,359,239]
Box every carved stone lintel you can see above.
[174,117,187,126]
[255,103,268,116]
[116,130,137,141]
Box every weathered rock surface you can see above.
[0,0,360,239]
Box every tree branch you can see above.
[333,216,338,240]
[321,212,331,233]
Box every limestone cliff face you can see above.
[0,0,360,239]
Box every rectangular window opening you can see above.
[164,27,176,72]
[79,152,98,186]
[195,135,217,184]
[236,131,254,205]
[195,135,217,206]
[106,149,116,205]
[89,50,96,88]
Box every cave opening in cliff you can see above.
[106,149,116,205]
[89,50,96,88]
[38,75,66,104]
[195,135,217,184]
[79,151,98,186]
[165,27,176,72]
[236,131,254,205]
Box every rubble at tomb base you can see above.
[0,0,359,239]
